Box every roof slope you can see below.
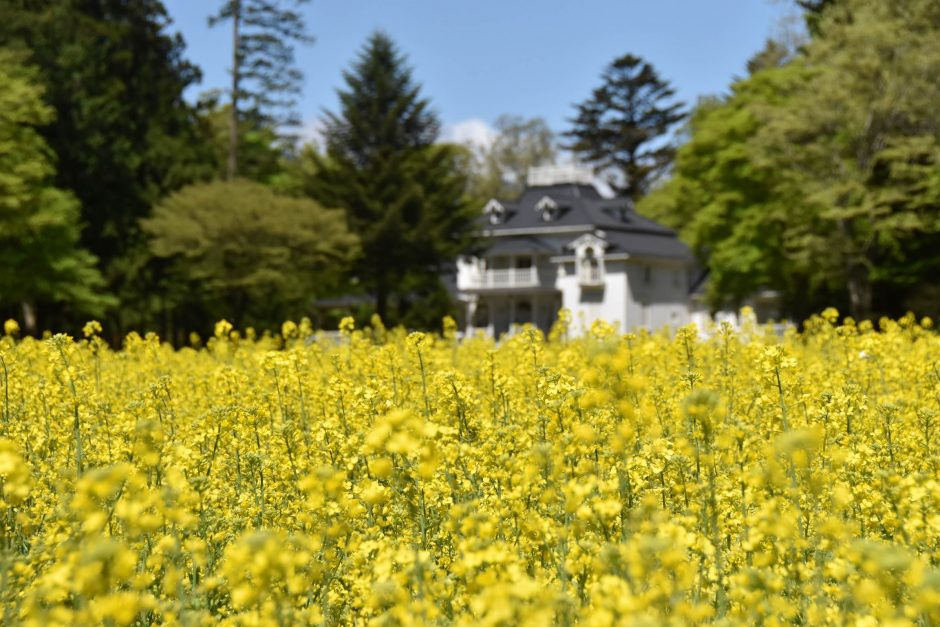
[482,183,692,260]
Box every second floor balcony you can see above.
[464,266,540,289]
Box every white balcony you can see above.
[465,267,539,289]
[579,264,604,287]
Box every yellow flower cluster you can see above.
[1,311,939,625]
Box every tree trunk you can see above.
[227,0,241,180]
[20,301,37,335]
[376,277,388,325]
[846,262,872,320]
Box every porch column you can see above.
[465,296,477,335]
[533,293,540,330]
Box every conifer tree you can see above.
[565,54,685,202]
[307,32,476,325]
[209,0,313,179]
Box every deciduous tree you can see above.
[466,115,557,201]
[0,50,112,331]
[142,180,357,330]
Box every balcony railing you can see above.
[466,267,539,288]
[579,264,604,286]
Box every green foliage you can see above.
[641,0,940,319]
[639,64,808,311]
[199,101,288,185]
[209,0,312,178]
[0,50,112,326]
[465,115,557,202]
[565,53,685,202]
[209,0,312,129]
[307,32,477,327]
[142,180,358,331]
[0,0,215,273]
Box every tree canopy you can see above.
[0,49,112,330]
[640,0,940,319]
[143,179,358,331]
[306,32,477,326]
[465,115,557,202]
[209,0,313,179]
[565,53,685,202]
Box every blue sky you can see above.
[162,0,797,146]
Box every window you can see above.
[535,196,559,222]
[581,247,602,284]
[483,199,506,224]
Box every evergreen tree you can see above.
[209,0,313,179]
[307,32,477,326]
[0,0,215,329]
[0,49,112,332]
[565,53,685,202]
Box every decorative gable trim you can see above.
[568,232,608,254]
[483,199,506,224]
[535,195,561,222]
[535,196,558,212]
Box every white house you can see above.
[455,165,695,337]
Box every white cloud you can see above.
[441,118,497,149]
[298,117,326,148]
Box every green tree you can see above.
[0,0,216,327]
[762,0,940,318]
[466,115,557,201]
[199,99,287,185]
[0,50,112,332]
[565,53,685,202]
[142,180,358,332]
[209,0,312,179]
[307,32,477,326]
[639,64,808,313]
[641,0,940,319]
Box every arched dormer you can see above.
[535,195,560,222]
[569,233,607,286]
[483,199,506,225]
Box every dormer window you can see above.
[483,199,506,225]
[535,195,559,222]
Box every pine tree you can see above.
[209,0,313,179]
[565,54,685,202]
[307,32,477,325]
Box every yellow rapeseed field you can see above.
[1,309,939,625]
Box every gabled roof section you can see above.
[476,180,692,262]
[484,183,675,236]
[568,232,608,253]
[534,195,559,212]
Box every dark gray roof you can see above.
[483,183,692,260]
[603,230,692,260]
[483,236,559,256]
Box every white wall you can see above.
[557,260,630,334]
[624,261,690,331]
[459,252,692,337]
